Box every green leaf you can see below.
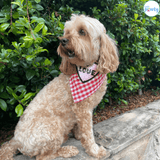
[134,13,138,20]
[44,58,52,66]
[26,70,36,80]
[12,92,19,100]
[0,84,4,92]
[8,98,16,105]
[0,73,5,79]
[15,104,23,117]
[31,17,45,23]
[152,17,156,20]
[35,0,41,3]
[0,99,7,111]
[0,23,10,32]
[35,4,44,11]
[50,70,59,76]
[16,18,29,28]
[10,76,20,83]
[6,86,13,95]
[13,12,20,19]
[24,41,33,48]
[20,0,24,5]
[12,42,19,49]
[121,99,128,105]
[23,36,33,41]
[107,79,111,84]
[34,22,44,33]
[26,55,36,61]
[18,89,27,99]
[142,19,145,24]
[59,23,64,30]
[35,37,42,43]
[23,92,35,101]
[0,92,10,99]
[104,98,109,103]
[0,18,8,23]
[11,2,21,6]
[14,85,26,93]
[42,25,48,35]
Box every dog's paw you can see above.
[58,146,79,158]
[74,134,82,140]
[86,144,107,159]
[97,146,107,158]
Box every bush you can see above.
[0,0,65,119]
[0,0,160,119]
[98,0,160,105]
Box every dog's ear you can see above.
[96,34,119,74]
[59,57,77,75]
[57,47,77,75]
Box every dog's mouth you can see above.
[65,50,75,58]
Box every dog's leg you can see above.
[57,146,79,158]
[36,150,59,160]
[36,128,78,160]
[73,108,107,159]
[0,138,19,160]
[63,134,69,143]
[72,123,82,140]
[36,146,79,160]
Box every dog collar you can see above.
[69,63,106,103]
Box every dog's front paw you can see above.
[86,144,107,159]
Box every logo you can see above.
[144,1,159,17]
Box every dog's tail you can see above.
[0,138,18,160]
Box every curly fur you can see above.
[0,14,119,160]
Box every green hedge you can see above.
[0,0,63,119]
[98,0,160,106]
[0,0,159,119]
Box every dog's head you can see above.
[57,14,119,75]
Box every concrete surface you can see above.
[13,99,160,160]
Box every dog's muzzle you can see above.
[60,38,69,47]
[66,51,75,58]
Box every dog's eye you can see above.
[79,29,86,36]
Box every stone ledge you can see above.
[14,99,160,160]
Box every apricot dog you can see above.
[0,14,119,160]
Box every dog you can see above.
[0,14,119,160]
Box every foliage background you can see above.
[0,0,159,120]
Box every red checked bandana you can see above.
[69,63,106,103]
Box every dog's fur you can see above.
[0,14,119,160]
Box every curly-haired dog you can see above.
[0,14,119,160]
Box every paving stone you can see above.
[14,138,109,160]
[145,99,160,113]
[141,128,160,160]
[14,155,35,160]
[119,152,138,160]
[13,99,160,160]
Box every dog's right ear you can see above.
[59,57,77,75]
[57,47,77,75]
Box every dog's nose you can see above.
[60,38,69,46]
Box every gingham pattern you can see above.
[70,73,106,103]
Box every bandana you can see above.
[69,64,106,103]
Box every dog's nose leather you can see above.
[60,38,69,46]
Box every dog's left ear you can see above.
[96,34,119,74]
